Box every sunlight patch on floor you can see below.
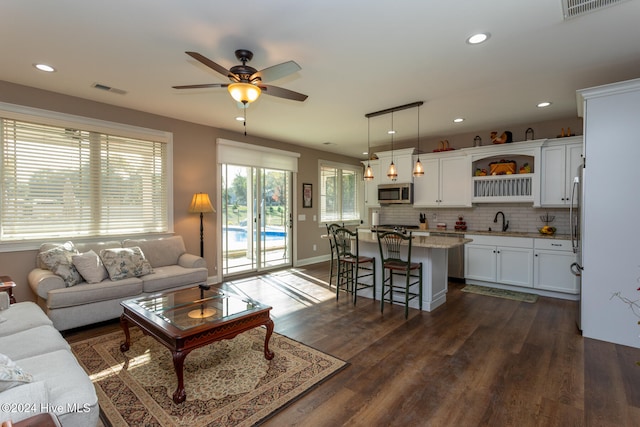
[224,268,337,318]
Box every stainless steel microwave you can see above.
[378,183,413,204]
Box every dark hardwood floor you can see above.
[64,262,640,426]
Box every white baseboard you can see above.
[295,254,330,267]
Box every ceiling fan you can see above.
[173,49,308,103]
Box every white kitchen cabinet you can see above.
[540,138,583,207]
[413,153,471,207]
[533,239,579,294]
[464,235,534,288]
[375,148,416,184]
[361,159,380,207]
[464,244,496,282]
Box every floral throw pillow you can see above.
[39,241,82,287]
[0,353,33,392]
[100,247,154,281]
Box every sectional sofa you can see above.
[0,300,99,426]
[27,235,208,331]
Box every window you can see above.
[0,105,171,244]
[319,161,361,224]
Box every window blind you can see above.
[1,118,169,241]
[319,162,361,223]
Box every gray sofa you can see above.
[28,235,208,331]
[0,301,99,426]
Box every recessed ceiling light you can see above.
[34,63,55,72]
[537,101,552,108]
[466,33,490,45]
[235,116,244,121]
[387,130,396,135]
[453,117,464,123]
[363,151,369,156]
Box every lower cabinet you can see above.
[464,235,533,288]
[533,239,579,294]
[465,235,579,296]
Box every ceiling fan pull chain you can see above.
[243,103,247,136]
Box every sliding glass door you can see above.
[221,164,292,276]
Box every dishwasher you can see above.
[429,232,465,281]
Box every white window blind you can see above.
[319,162,361,224]
[1,118,169,241]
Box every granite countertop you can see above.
[360,227,569,240]
[418,228,570,240]
[358,231,472,249]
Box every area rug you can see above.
[70,327,347,426]
[461,284,539,303]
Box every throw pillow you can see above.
[72,250,108,284]
[100,247,154,281]
[0,353,33,392]
[39,241,82,287]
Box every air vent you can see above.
[562,0,629,19]
[91,82,127,95]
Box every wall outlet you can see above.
[313,244,317,251]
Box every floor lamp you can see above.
[188,193,215,257]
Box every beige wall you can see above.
[0,80,356,302]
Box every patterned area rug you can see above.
[461,284,539,303]
[70,327,347,426]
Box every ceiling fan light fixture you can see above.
[228,82,261,103]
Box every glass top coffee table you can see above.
[120,284,274,403]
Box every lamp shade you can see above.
[413,158,424,177]
[387,161,398,181]
[364,163,375,181]
[188,193,215,214]
[228,83,261,104]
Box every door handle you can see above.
[570,262,583,277]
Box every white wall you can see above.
[580,78,640,348]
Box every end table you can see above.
[0,275,17,304]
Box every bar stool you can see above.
[376,230,423,319]
[332,227,376,304]
[325,223,341,288]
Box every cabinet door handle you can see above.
[551,243,562,247]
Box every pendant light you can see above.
[364,117,375,181]
[387,111,398,181]
[413,104,424,177]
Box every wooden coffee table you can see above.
[120,284,274,403]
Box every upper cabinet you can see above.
[466,139,545,205]
[413,151,471,207]
[539,136,583,207]
[375,148,416,184]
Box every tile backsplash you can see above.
[371,203,570,235]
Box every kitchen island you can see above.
[355,230,472,312]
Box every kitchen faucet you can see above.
[494,211,509,232]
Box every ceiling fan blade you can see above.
[260,84,308,102]
[252,61,301,82]
[185,51,239,82]
[172,83,229,89]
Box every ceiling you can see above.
[1,0,640,158]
